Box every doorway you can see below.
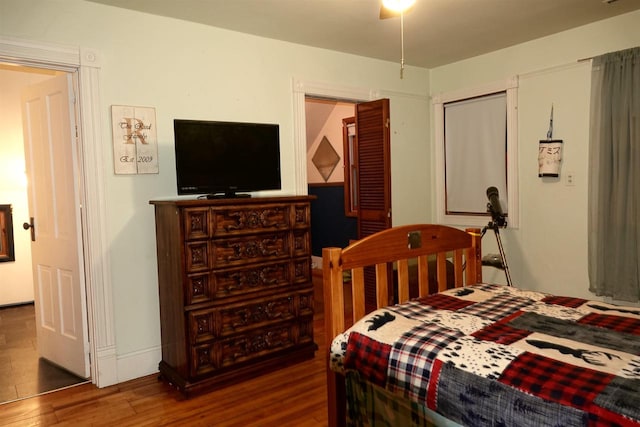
[304,94,393,314]
[302,92,393,318]
[305,96,358,269]
[1,36,144,391]
[0,63,89,402]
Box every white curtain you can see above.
[444,92,507,214]
[588,46,640,302]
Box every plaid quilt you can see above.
[330,284,640,427]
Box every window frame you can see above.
[433,77,519,228]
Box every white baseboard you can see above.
[116,346,161,384]
[94,345,118,387]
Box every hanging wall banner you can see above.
[111,105,159,174]
[538,139,563,177]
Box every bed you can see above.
[322,224,640,427]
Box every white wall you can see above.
[0,66,56,306]
[0,0,431,382]
[429,10,640,300]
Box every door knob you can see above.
[23,217,35,241]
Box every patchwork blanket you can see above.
[330,284,640,427]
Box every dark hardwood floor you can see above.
[0,303,88,404]
[0,272,332,426]
[0,316,329,426]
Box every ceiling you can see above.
[87,0,640,68]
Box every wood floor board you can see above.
[0,304,87,403]
[0,316,330,426]
[0,273,333,426]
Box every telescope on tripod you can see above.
[482,186,513,287]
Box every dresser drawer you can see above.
[184,259,311,306]
[188,294,297,343]
[292,230,310,258]
[212,205,290,237]
[190,320,312,378]
[296,289,314,318]
[184,272,213,305]
[185,241,210,272]
[211,232,289,268]
[211,260,291,300]
[183,207,210,240]
[291,257,311,285]
[292,203,311,229]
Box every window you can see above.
[433,78,519,228]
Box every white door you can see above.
[21,73,89,378]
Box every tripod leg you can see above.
[493,228,513,287]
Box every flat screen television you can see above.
[174,119,281,198]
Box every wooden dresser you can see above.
[150,196,316,396]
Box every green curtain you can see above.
[588,46,640,302]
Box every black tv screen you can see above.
[174,119,281,198]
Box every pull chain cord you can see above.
[400,11,405,79]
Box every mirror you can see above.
[0,204,15,262]
[342,116,358,217]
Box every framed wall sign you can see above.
[111,105,159,174]
[538,139,563,177]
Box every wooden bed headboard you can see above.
[321,224,482,426]
[322,224,482,339]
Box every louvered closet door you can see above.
[354,99,392,312]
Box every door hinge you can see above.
[386,118,390,128]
